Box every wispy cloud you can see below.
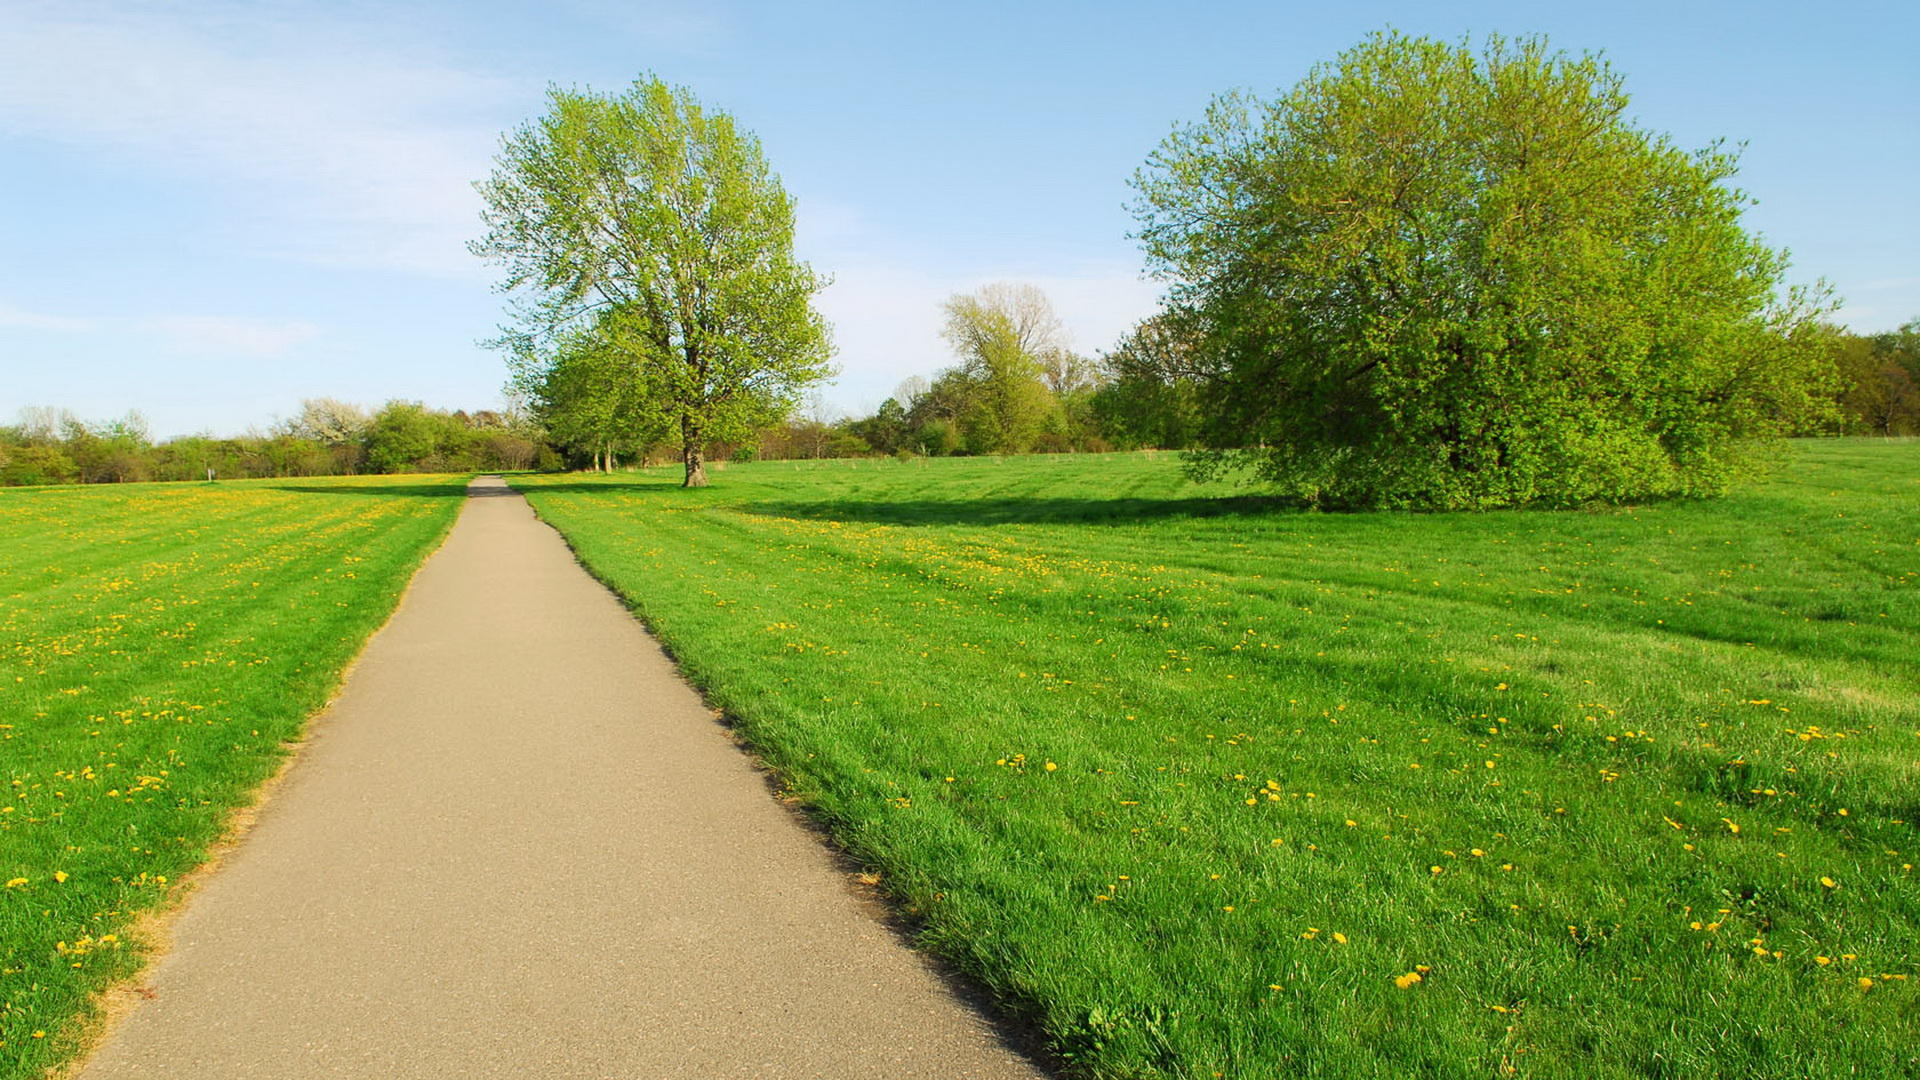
[0,302,93,332]
[147,316,320,358]
[0,1,524,275]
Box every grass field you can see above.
[0,475,465,1079]
[514,441,1918,1079]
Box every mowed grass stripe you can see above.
[0,476,467,1079]
[515,441,1917,1080]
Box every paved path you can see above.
[80,477,1044,1079]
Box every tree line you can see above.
[0,400,551,487]
[8,302,1908,489]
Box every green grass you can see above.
[0,475,466,1078]
[513,441,1919,1080]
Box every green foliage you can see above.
[0,477,463,1079]
[361,401,445,473]
[1833,318,1920,434]
[474,76,834,486]
[940,285,1062,454]
[0,404,543,488]
[0,444,77,486]
[516,317,670,469]
[1091,313,1204,450]
[1132,31,1839,508]
[845,397,909,454]
[513,442,1919,1079]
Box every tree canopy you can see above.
[474,76,832,486]
[1131,31,1836,508]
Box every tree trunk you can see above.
[682,416,708,488]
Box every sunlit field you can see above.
[515,441,1918,1079]
[0,475,464,1078]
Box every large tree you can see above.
[1132,31,1837,508]
[473,77,833,486]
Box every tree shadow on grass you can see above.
[513,476,1314,527]
[270,483,478,498]
[736,493,1311,528]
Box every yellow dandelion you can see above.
[1394,972,1424,989]
[1820,876,1837,889]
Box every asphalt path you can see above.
[78,476,1044,1079]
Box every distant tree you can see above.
[940,284,1062,454]
[1132,31,1838,508]
[893,375,931,415]
[515,318,669,470]
[63,411,151,483]
[474,76,834,486]
[1092,313,1204,449]
[1835,318,1920,435]
[847,397,909,454]
[362,402,444,474]
[287,398,370,445]
[0,443,77,486]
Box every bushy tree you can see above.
[1132,31,1838,508]
[1835,319,1920,435]
[286,398,370,446]
[362,402,444,473]
[846,397,909,454]
[1092,314,1203,450]
[940,284,1062,454]
[475,76,834,486]
[515,317,669,470]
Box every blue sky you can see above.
[2,0,1914,438]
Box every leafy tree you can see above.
[940,284,1061,454]
[846,397,909,454]
[1092,313,1204,449]
[362,402,444,474]
[515,318,668,470]
[474,76,834,486]
[286,398,370,445]
[0,443,77,486]
[1835,319,1920,435]
[63,412,152,483]
[1132,31,1838,508]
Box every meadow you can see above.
[514,441,1918,1079]
[0,475,465,1078]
